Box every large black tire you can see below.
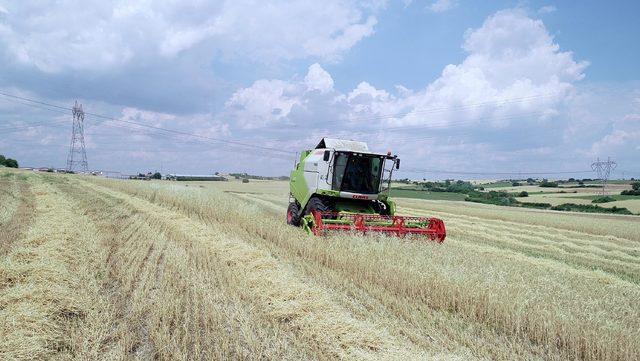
[286,202,301,226]
[373,200,391,216]
[304,197,330,215]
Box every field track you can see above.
[1,171,639,360]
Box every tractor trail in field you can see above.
[0,177,114,359]
[3,173,639,360]
[56,177,316,359]
[71,178,440,360]
[83,180,560,359]
[220,193,567,359]
[87,179,640,360]
[218,186,640,360]
[0,175,36,254]
[396,206,640,283]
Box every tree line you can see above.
[0,154,19,168]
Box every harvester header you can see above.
[286,138,446,241]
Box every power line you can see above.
[0,90,556,145]
[0,91,295,156]
[399,168,593,176]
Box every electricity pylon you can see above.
[591,157,616,196]
[66,101,89,172]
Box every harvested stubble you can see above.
[1,170,639,360]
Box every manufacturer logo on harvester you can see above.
[352,194,369,199]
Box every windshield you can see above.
[332,153,383,194]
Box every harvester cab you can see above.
[287,138,446,241]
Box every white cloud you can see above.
[304,63,335,93]
[353,9,588,128]
[538,5,557,14]
[224,9,588,131]
[217,8,593,174]
[303,16,378,61]
[224,79,303,129]
[0,1,385,73]
[591,113,640,156]
[427,0,457,13]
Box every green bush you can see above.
[539,180,558,188]
[517,191,529,197]
[519,202,552,209]
[592,196,616,203]
[551,203,633,215]
[466,190,518,206]
[621,190,640,196]
[631,182,640,191]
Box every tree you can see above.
[632,182,640,191]
[151,172,162,180]
[0,154,5,166]
[539,179,558,188]
[4,158,18,168]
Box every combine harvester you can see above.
[287,138,446,242]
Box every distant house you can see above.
[129,172,153,180]
[166,174,228,181]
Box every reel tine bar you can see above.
[311,211,446,242]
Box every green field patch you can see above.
[390,188,467,201]
[479,181,515,188]
[564,194,640,201]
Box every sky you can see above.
[0,0,639,179]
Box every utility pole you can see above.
[591,157,616,196]
[66,101,89,173]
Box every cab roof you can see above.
[315,138,369,152]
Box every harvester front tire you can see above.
[287,202,301,226]
[305,197,329,214]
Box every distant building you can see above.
[166,174,228,181]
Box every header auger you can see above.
[286,138,446,242]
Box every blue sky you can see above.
[0,0,639,178]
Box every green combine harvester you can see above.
[287,138,446,241]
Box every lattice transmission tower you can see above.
[66,101,89,172]
[591,157,616,195]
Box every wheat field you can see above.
[1,169,639,360]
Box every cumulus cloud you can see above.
[427,0,457,13]
[6,6,634,176]
[223,78,303,129]
[591,113,640,156]
[224,9,588,131]
[0,0,384,73]
[538,5,557,14]
[218,9,596,174]
[305,63,335,93]
[374,9,587,128]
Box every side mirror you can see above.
[323,150,330,161]
[395,159,400,170]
